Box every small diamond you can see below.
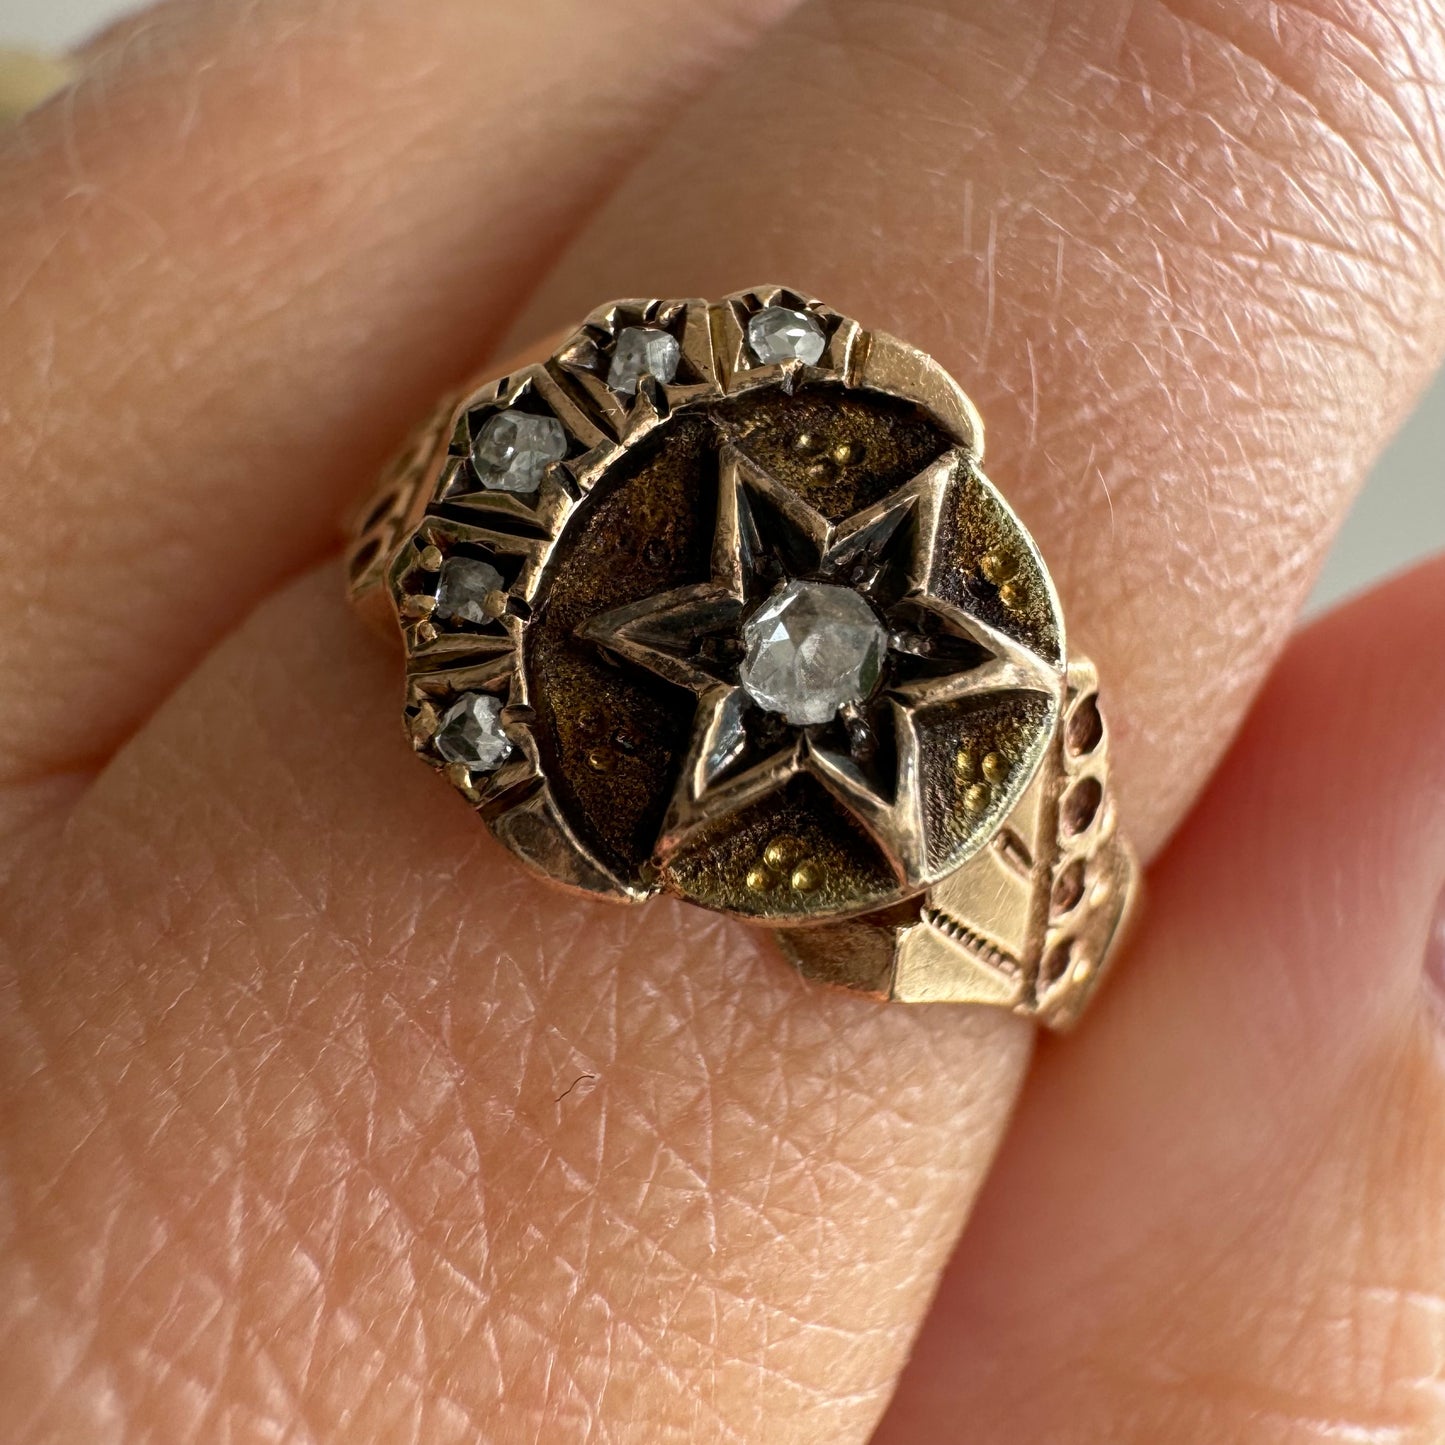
[434,693,512,771]
[747,306,827,366]
[434,556,504,626]
[740,580,887,727]
[607,326,681,395]
[471,411,567,492]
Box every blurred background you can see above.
[3,0,1441,613]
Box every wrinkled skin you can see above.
[1,1,1444,1441]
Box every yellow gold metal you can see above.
[980,551,1016,584]
[790,861,823,893]
[982,750,1009,783]
[346,285,1140,1025]
[764,837,805,869]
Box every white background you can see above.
[5,0,1442,613]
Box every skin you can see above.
[0,0,1443,1441]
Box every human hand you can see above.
[2,1,1444,1440]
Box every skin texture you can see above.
[0,0,805,801]
[0,0,1442,1442]
[877,558,1445,1442]
[508,0,1445,855]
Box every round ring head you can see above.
[381,287,1065,923]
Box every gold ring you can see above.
[346,286,1139,1026]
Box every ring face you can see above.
[349,287,1138,1018]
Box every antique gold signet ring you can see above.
[346,287,1140,1027]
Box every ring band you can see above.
[346,286,1139,1026]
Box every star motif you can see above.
[578,441,1062,885]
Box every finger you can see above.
[509,0,1445,856]
[495,0,1445,1426]
[0,0,800,796]
[877,554,1445,1442]
[0,566,1033,1444]
[5,4,1445,1444]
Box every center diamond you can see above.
[739,580,887,727]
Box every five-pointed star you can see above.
[578,442,1061,884]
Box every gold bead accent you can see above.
[764,836,805,869]
[954,749,977,781]
[980,551,1017,584]
[586,747,616,773]
[793,431,822,453]
[790,861,822,892]
[420,545,444,572]
[482,588,508,621]
[964,782,991,812]
[415,620,438,644]
[831,440,859,465]
[746,865,776,893]
[997,580,1022,610]
[982,750,1009,784]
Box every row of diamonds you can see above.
[403,294,846,780]
[460,299,834,498]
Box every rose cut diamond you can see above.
[747,305,827,366]
[434,556,505,626]
[607,326,681,395]
[434,693,512,772]
[739,580,887,727]
[471,411,567,493]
